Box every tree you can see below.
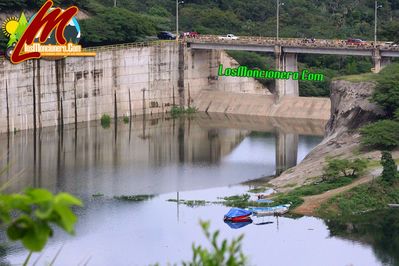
[372,64,399,118]
[360,120,399,150]
[381,151,398,184]
[322,158,368,181]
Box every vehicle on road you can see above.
[385,41,398,47]
[301,37,316,43]
[346,38,367,46]
[157,31,176,40]
[181,32,199,38]
[218,34,239,40]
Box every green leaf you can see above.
[26,188,53,203]
[21,222,51,252]
[53,204,78,234]
[7,216,32,241]
[55,193,83,207]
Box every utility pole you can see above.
[276,0,284,41]
[374,1,382,47]
[176,0,179,42]
[176,1,184,42]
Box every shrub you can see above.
[182,221,246,266]
[372,63,399,118]
[322,158,368,181]
[123,115,129,124]
[100,114,111,128]
[360,120,399,150]
[381,151,399,184]
[0,189,82,253]
[395,109,399,121]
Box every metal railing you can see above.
[82,40,179,52]
[186,35,399,51]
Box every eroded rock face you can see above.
[325,80,385,140]
[270,80,386,190]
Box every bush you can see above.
[100,114,111,128]
[360,120,399,150]
[0,189,82,252]
[372,63,399,118]
[381,151,399,184]
[123,115,129,124]
[322,158,368,181]
[182,221,246,266]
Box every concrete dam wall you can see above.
[0,42,267,133]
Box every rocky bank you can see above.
[269,79,390,191]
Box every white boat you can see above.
[248,204,291,216]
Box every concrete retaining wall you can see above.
[0,42,268,133]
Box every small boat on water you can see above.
[249,204,291,216]
[224,208,253,222]
[224,218,253,229]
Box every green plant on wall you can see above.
[101,114,111,128]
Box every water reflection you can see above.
[0,114,324,195]
[326,210,399,266]
[0,114,391,266]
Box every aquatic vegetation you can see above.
[167,199,209,207]
[92,193,104,197]
[248,186,269,193]
[114,194,154,202]
[170,106,198,117]
[100,114,111,128]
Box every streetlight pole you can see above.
[176,1,184,42]
[276,0,284,41]
[374,1,382,47]
[176,0,179,41]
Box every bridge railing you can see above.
[187,35,399,51]
[83,40,177,52]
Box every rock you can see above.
[325,80,385,140]
[270,79,385,190]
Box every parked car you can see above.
[157,31,176,40]
[346,38,366,46]
[385,41,398,47]
[181,32,199,38]
[218,34,239,40]
[301,37,316,43]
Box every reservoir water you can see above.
[0,114,395,265]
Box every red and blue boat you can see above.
[223,208,252,222]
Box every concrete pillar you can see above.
[275,132,298,176]
[372,49,381,73]
[275,49,299,101]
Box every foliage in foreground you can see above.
[0,188,82,252]
[182,221,246,266]
[360,120,399,150]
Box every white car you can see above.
[385,41,398,47]
[218,34,239,40]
